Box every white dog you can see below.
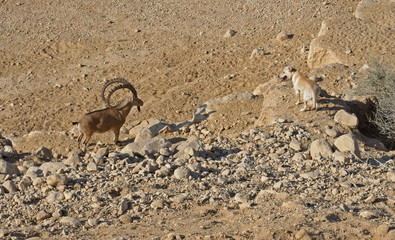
[279,66,320,111]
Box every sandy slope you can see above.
[1,0,394,239]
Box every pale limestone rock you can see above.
[310,139,333,160]
[334,134,361,159]
[334,109,359,128]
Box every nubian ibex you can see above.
[73,78,143,151]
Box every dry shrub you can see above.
[357,60,395,148]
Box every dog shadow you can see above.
[317,89,348,112]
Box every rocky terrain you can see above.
[1,0,395,239]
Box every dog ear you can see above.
[287,66,296,72]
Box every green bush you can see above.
[357,60,395,147]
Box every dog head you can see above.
[278,66,297,82]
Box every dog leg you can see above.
[295,91,301,105]
[300,100,307,111]
[313,89,318,111]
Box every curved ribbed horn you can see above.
[101,78,135,106]
[106,82,138,108]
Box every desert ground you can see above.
[1,0,395,239]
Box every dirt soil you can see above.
[1,0,394,239]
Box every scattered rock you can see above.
[151,199,166,209]
[224,30,237,38]
[387,171,395,182]
[290,140,302,152]
[0,145,16,158]
[0,159,20,175]
[250,48,265,58]
[87,161,98,172]
[46,191,65,203]
[295,229,309,240]
[95,147,109,158]
[3,180,18,193]
[46,174,68,187]
[359,210,377,219]
[276,31,290,41]
[325,127,339,138]
[36,210,51,221]
[134,127,154,142]
[174,167,190,180]
[63,152,81,168]
[35,146,53,160]
[122,136,171,155]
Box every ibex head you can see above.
[102,78,143,111]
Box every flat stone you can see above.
[295,229,309,240]
[36,210,51,221]
[375,224,390,237]
[40,162,67,174]
[300,171,319,180]
[359,210,377,219]
[122,136,171,156]
[151,199,166,209]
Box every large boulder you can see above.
[334,109,359,129]
[334,134,361,159]
[308,17,394,69]
[355,0,395,29]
